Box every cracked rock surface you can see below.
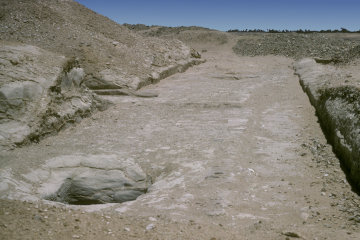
[0,43,105,149]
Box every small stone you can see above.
[149,217,157,222]
[146,223,155,231]
[72,235,80,239]
[124,227,130,232]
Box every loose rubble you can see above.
[233,33,360,62]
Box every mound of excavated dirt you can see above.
[0,0,203,90]
[233,33,360,62]
[124,25,229,47]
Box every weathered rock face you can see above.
[294,59,360,189]
[317,87,360,186]
[0,44,66,123]
[0,42,106,149]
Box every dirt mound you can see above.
[124,24,229,47]
[124,24,211,33]
[233,33,360,62]
[0,0,202,90]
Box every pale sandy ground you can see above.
[1,42,360,240]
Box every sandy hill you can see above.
[0,0,202,90]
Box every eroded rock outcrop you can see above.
[0,42,107,149]
[294,59,360,189]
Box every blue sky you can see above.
[75,0,360,31]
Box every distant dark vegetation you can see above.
[228,28,360,33]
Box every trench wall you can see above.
[294,59,360,189]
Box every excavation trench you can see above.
[294,59,360,190]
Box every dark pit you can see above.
[45,172,150,205]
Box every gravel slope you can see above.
[233,33,360,63]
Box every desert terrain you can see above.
[1,1,360,240]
